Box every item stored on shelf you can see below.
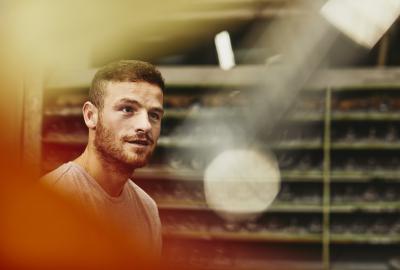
[293,97,324,113]
[172,183,191,201]
[244,220,262,232]
[370,218,389,234]
[390,219,400,234]
[166,153,208,171]
[308,218,322,234]
[167,154,186,170]
[349,220,368,234]
[331,183,400,204]
[277,185,294,202]
[297,154,313,170]
[344,157,358,171]
[333,95,400,112]
[362,186,379,202]
[212,247,232,268]
[277,152,322,171]
[285,217,305,234]
[388,257,400,270]
[385,125,399,142]
[343,127,356,142]
[43,118,86,137]
[164,96,200,109]
[264,216,285,232]
[331,222,347,234]
[223,222,242,232]
[388,157,400,170]
[190,156,205,171]
[382,187,399,202]
[277,153,296,170]
[333,98,369,111]
[367,127,378,141]
[272,125,322,143]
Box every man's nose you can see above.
[135,111,152,133]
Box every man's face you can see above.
[94,81,163,168]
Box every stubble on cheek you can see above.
[94,121,122,163]
[94,112,161,168]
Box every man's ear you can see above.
[82,101,98,129]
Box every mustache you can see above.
[123,133,154,144]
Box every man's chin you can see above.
[129,160,147,169]
[123,154,150,169]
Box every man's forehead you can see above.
[103,81,163,105]
[104,81,162,97]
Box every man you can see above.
[42,60,164,259]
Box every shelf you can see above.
[158,201,209,211]
[46,67,400,89]
[139,168,400,182]
[285,141,400,150]
[163,229,400,244]
[43,133,400,151]
[330,202,400,213]
[156,137,227,149]
[288,112,324,121]
[157,201,400,213]
[40,154,400,183]
[42,134,87,145]
[137,168,400,182]
[280,170,323,181]
[158,138,323,150]
[44,107,241,119]
[43,107,323,122]
[332,112,400,121]
[169,259,387,270]
[136,167,324,181]
[136,167,202,181]
[163,108,238,119]
[299,141,400,150]
[330,234,400,245]
[271,141,323,150]
[162,229,321,243]
[43,133,325,149]
[157,201,323,213]
[163,109,323,122]
[195,261,390,270]
[43,106,400,125]
[295,111,400,122]
[331,142,400,150]
[45,107,82,117]
[330,170,400,182]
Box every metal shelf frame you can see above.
[26,66,400,270]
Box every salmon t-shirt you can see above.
[41,161,162,258]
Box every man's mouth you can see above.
[128,139,151,146]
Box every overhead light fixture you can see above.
[214,31,235,70]
[321,0,400,48]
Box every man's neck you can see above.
[74,147,134,197]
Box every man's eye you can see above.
[149,112,161,121]
[122,106,134,113]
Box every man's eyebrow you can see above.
[116,98,164,114]
[152,107,164,116]
[116,98,140,105]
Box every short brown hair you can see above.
[89,60,165,109]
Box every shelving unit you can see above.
[26,66,400,270]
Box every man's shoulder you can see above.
[127,180,157,209]
[41,162,70,183]
[40,162,78,186]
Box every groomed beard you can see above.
[94,118,152,170]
